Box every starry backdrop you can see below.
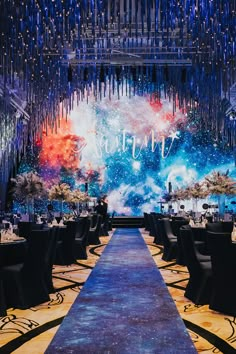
[17,94,235,216]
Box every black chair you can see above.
[54,222,77,265]
[206,221,233,233]
[152,214,163,245]
[171,219,189,265]
[207,232,236,315]
[18,221,33,240]
[18,221,44,240]
[100,213,110,236]
[74,217,91,260]
[88,214,102,245]
[148,213,156,237]
[222,221,233,233]
[44,226,59,293]
[1,229,51,309]
[160,219,178,261]
[206,222,223,233]
[0,274,6,316]
[108,211,115,231]
[143,212,150,231]
[180,225,212,305]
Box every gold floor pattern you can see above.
[0,231,235,354]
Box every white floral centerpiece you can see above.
[187,182,209,212]
[204,170,236,216]
[48,182,71,214]
[11,171,46,217]
[48,182,71,201]
[171,187,190,213]
[171,187,190,202]
[11,171,46,200]
[67,189,91,216]
[204,170,236,195]
[68,189,90,203]
[188,182,209,199]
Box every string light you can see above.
[0,0,236,182]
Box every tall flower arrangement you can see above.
[11,171,46,200]
[171,187,190,202]
[204,171,236,217]
[171,187,190,213]
[204,171,236,195]
[68,189,90,203]
[187,182,209,213]
[11,171,46,217]
[48,183,71,201]
[48,182,72,215]
[188,182,209,199]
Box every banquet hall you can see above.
[0,1,236,353]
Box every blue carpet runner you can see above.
[46,229,197,353]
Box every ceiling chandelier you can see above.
[0,0,236,181]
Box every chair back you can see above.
[148,213,156,236]
[160,219,178,261]
[152,214,163,244]
[143,212,150,231]
[207,232,236,315]
[222,221,233,233]
[171,219,189,237]
[206,222,223,232]
[88,214,102,245]
[18,221,43,240]
[163,219,176,240]
[108,211,115,231]
[156,218,166,244]
[75,217,88,238]
[179,225,202,274]
[76,217,91,245]
[18,221,33,239]
[44,226,59,292]
[180,225,212,305]
[206,231,231,254]
[23,229,51,278]
[90,214,102,232]
[62,221,77,264]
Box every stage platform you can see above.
[112,216,144,228]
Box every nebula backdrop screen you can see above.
[20,93,235,215]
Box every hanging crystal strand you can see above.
[117,0,120,36]
[108,66,111,100]
[135,0,138,38]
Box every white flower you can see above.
[11,172,46,200]
[48,183,71,201]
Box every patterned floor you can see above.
[0,230,235,354]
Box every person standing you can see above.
[94,199,105,218]
[101,195,108,218]
[100,195,109,235]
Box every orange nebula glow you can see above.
[39,118,84,171]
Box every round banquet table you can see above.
[0,238,27,316]
[0,238,27,267]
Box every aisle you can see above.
[45,228,196,353]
